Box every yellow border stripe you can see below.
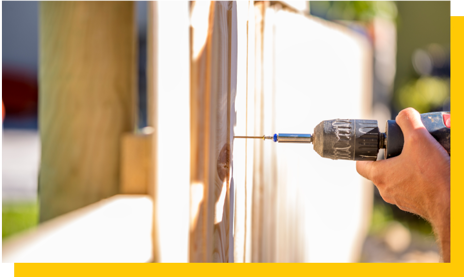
[14,263,456,276]
[450,15,463,266]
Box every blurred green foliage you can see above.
[310,1,397,22]
[3,201,38,240]
[369,202,394,235]
[370,202,433,236]
[396,77,449,113]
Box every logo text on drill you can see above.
[332,119,352,159]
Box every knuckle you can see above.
[370,168,384,187]
[371,175,382,186]
[378,187,395,205]
[382,196,394,205]
[396,108,419,124]
[379,188,393,204]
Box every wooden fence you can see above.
[3,1,373,263]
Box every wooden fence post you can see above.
[39,2,136,222]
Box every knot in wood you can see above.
[217,143,230,182]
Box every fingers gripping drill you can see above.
[235,112,450,161]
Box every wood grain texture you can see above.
[190,1,237,262]
[39,2,136,222]
[189,1,215,262]
[211,1,236,263]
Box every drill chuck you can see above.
[312,119,381,161]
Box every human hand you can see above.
[356,107,450,262]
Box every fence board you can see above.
[148,1,190,263]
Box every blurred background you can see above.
[2,1,450,262]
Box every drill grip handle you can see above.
[384,111,450,159]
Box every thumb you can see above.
[356,161,374,181]
[356,160,383,181]
[395,108,427,139]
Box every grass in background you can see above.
[2,201,39,240]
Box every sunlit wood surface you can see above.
[147,1,191,263]
[3,195,153,262]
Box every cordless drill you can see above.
[235,111,450,161]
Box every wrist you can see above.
[426,173,450,222]
[429,183,450,262]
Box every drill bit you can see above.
[234,135,274,140]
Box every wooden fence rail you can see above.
[3,195,152,262]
